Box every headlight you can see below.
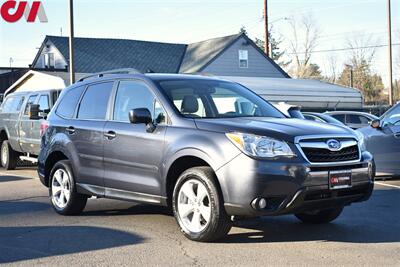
[354,131,366,151]
[226,132,295,158]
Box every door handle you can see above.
[394,133,400,139]
[66,126,76,135]
[104,131,116,140]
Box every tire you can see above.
[172,166,232,242]
[295,207,344,224]
[49,160,87,215]
[1,140,18,170]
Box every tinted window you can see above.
[38,95,50,111]
[78,82,113,120]
[113,81,155,122]
[56,86,85,118]
[331,114,345,123]
[24,95,38,115]
[158,80,284,119]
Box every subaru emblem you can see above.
[327,139,341,151]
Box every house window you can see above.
[239,50,248,68]
[44,53,55,68]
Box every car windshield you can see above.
[157,79,285,119]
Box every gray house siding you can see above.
[202,37,286,78]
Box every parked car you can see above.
[38,70,374,242]
[303,112,345,127]
[0,89,61,169]
[325,111,378,129]
[358,103,400,177]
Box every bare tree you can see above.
[287,14,321,78]
[338,35,385,103]
[325,53,339,83]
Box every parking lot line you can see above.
[374,181,400,189]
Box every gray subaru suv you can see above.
[38,70,374,242]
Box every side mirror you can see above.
[29,104,41,120]
[370,119,381,129]
[129,108,156,133]
[129,108,152,124]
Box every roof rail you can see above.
[78,68,142,82]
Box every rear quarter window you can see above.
[1,96,25,113]
[56,86,85,118]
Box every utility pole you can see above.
[387,0,393,105]
[264,0,269,57]
[350,67,354,88]
[68,0,76,84]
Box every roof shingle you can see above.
[46,36,187,73]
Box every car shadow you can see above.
[222,188,400,244]
[221,215,400,244]
[0,200,50,216]
[0,175,31,183]
[0,225,144,264]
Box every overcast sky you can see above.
[0,0,399,85]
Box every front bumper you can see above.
[216,151,374,217]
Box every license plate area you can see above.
[329,170,352,189]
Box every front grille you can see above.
[298,137,360,163]
[302,145,360,163]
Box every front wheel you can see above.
[172,167,232,242]
[49,160,88,215]
[295,207,344,224]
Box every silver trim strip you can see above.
[299,140,357,150]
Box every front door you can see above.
[19,94,38,154]
[366,104,400,175]
[103,80,167,197]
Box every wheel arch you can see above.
[43,150,69,187]
[164,149,223,207]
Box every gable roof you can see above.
[32,34,289,77]
[179,34,240,73]
[34,36,187,73]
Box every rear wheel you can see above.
[295,207,344,224]
[49,160,87,215]
[172,167,232,242]
[1,140,18,170]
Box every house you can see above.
[31,33,289,78]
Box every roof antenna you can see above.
[60,27,63,37]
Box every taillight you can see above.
[40,121,50,137]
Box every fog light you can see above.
[259,198,267,209]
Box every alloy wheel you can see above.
[177,179,211,233]
[51,169,71,209]
[1,143,8,166]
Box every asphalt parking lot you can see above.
[0,168,399,266]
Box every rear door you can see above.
[19,94,38,154]
[103,80,168,197]
[1,95,25,151]
[70,82,114,187]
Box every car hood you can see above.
[194,117,356,143]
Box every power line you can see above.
[288,43,400,55]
